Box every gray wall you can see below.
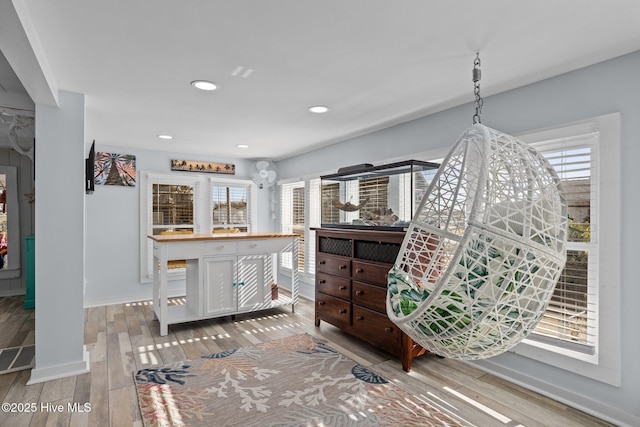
[277,50,640,425]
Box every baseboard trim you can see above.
[27,346,90,385]
[472,359,639,427]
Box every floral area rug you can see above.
[134,333,465,426]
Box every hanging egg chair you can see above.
[386,57,568,359]
[387,124,568,359]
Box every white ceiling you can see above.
[2,0,640,160]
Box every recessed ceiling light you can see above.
[236,144,249,149]
[191,80,218,91]
[157,134,173,140]
[308,105,329,113]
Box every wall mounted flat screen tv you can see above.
[85,140,95,194]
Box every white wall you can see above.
[278,50,640,425]
[84,148,274,306]
[30,91,89,383]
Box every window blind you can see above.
[281,181,304,271]
[212,184,251,231]
[530,134,598,353]
[308,179,321,275]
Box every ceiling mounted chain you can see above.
[472,53,483,124]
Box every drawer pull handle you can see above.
[355,268,364,273]
[319,260,326,265]
[250,243,258,248]
[356,316,364,321]
[339,265,347,269]
[338,309,347,314]
[318,301,325,305]
[217,245,225,249]
[385,327,393,333]
[338,285,346,290]
[355,290,363,296]
[319,280,326,284]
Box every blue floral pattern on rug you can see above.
[352,364,388,384]
[201,348,237,359]
[135,364,194,385]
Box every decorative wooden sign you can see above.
[171,160,235,175]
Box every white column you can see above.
[29,91,89,383]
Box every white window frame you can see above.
[209,176,257,233]
[280,181,304,272]
[280,178,320,279]
[139,171,257,282]
[511,113,621,386]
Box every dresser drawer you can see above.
[352,260,390,287]
[352,306,400,356]
[317,272,351,300]
[317,254,351,277]
[316,293,351,329]
[352,281,387,313]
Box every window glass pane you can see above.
[281,182,304,272]
[544,147,591,243]
[321,182,340,224]
[535,250,593,346]
[308,179,321,275]
[359,176,389,214]
[212,185,248,225]
[292,186,305,271]
[531,136,596,351]
[152,184,194,226]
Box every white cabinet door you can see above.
[237,255,272,312]
[203,256,237,316]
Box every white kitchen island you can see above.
[149,232,299,336]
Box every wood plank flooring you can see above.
[0,294,615,426]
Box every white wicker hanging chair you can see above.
[386,123,568,360]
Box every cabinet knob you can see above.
[356,316,364,321]
[355,268,364,273]
[355,290,363,296]
[318,301,325,305]
[339,265,347,269]
[338,285,346,290]
[384,327,393,333]
[319,280,326,284]
[338,309,347,314]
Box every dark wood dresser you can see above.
[313,228,427,371]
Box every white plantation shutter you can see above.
[308,179,321,275]
[281,181,304,271]
[530,133,598,353]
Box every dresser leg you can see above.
[401,333,413,372]
[315,317,320,327]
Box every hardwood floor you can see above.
[0,294,615,427]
